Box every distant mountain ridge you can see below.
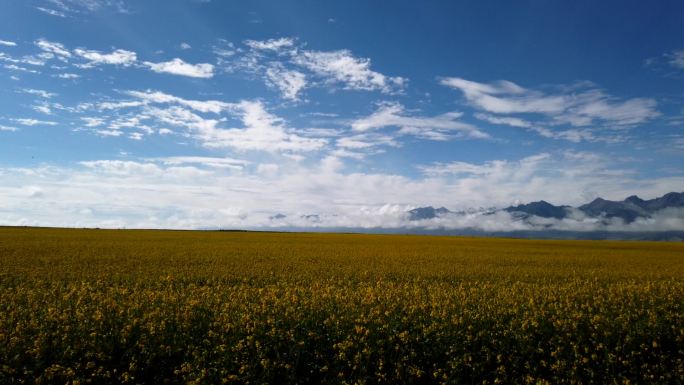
[505,200,570,220]
[408,192,684,223]
[407,206,451,220]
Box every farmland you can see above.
[0,227,682,384]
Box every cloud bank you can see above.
[1,152,682,232]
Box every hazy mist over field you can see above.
[1,1,683,233]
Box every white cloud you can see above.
[0,125,19,132]
[264,65,307,101]
[0,50,56,68]
[0,40,17,47]
[529,126,604,143]
[474,112,622,143]
[80,160,162,175]
[55,73,80,79]
[179,100,328,153]
[474,113,533,128]
[3,64,39,73]
[336,133,399,150]
[33,105,53,115]
[20,88,57,98]
[43,0,129,14]
[93,100,145,111]
[293,49,405,93]
[352,102,489,140]
[0,153,681,231]
[125,89,229,113]
[107,115,147,130]
[180,42,192,50]
[420,153,550,177]
[225,38,407,99]
[35,38,72,58]
[244,37,295,51]
[152,156,249,170]
[94,129,123,137]
[441,77,659,127]
[81,117,105,127]
[667,49,684,69]
[74,48,137,67]
[12,118,58,126]
[213,40,236,58]
[35,7,68,17]
[144,58,214,78]
[85,90,328,154]
[334,133,400,159]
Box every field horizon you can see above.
[2,225,683,243]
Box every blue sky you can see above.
[0,0,683,229]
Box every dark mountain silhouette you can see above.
[409,192,684,223]
[578,198,648,223]
[639,192,684,211]
[579,192,684,223]
[505,200,569,219]
[301,214,321,222]
[407,206,451,220]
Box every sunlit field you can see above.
[1,227,682,384]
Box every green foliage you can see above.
[1,228,683,384]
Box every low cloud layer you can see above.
[0,152,681,232]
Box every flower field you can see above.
[0,227,682,384]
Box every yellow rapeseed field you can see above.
[0,227,682,384]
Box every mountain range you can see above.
[408,192,684,223]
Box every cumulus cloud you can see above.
[0,40,17,47]
[23,38,216,79]
[0,51,54,68]
[55,73,80,79]
[151,156,249,170]
[144,58,214,78]
[12,118,58,126]
[212,40,236,59]
[81,117,105,127]
[74,47,137,67]
[33,105,53,115]
[222,38,406,99]
[186,100,328,153]
[352,102,489,140]
[19,88,57,98]
[264,64,307,101]
[35,38,72,58]
[125,89,229,113]
[3,64,39,73]
[244,37,296,52]
[441,77,659,128]
[293,49,405,93]
[73,88,331,152]
[37,0,128,15]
